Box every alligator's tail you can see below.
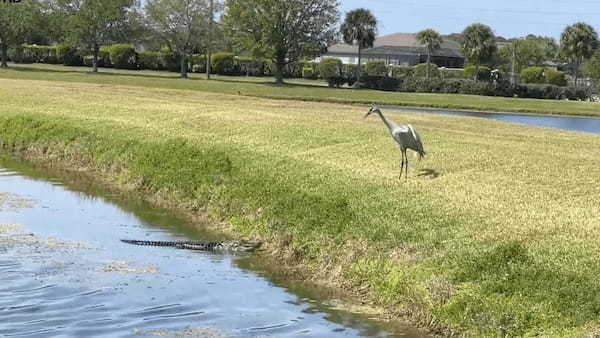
[120,239,190,247]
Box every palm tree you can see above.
[461,23,497,81]
[416,29,443,79]
[560,22,599,86]
[340,8,377,87]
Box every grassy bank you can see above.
[2,78,600,336]
[2,63,600,117]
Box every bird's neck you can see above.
[376,111,394,132]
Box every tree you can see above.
[560,22,599,86]
[223,0,339,85]
[416,28,443,79]
[145,0,209,78]
[526,35,559,62]
[340,8,377,86]
[56,0,135,73]
[583,50,600,86]
[0,0,42,68]
[461,23,497,81]
[500,36,558,72]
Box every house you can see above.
[318,33,464,68]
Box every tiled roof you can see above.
[328,33,463,58]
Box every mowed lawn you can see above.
[1,78,600,336]
[2,63,600,117]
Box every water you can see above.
[0,156,427,338]
[386,106,600,135]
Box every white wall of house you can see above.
[314,55,358,64]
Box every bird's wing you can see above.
[407,125,426,156]
[393,125,425,156]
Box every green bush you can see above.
[302,67,316,79]
[137,51,162,70]
[7,46,28,63]
[99,48,111,67]
[357,75,400,91]
[441,68,464,79]
[190,54,206,73]
[319,58,342,79]
[389,65,413,79]
[211,52,236,75]
[109,44,136,70]
[159,48,179,72]
[520,66,546,84]
[57,45,83,66]
[236,56,263,76]
[285,62,306,78]
[395,77,592,100]
[413,63,440,78]
[342,64,359,78]
[464,65,491,81]
[83,55,94,67]
[544,70,567,86]
[17,45,59,64]
[365,60,387,76]
[327,76,347,88]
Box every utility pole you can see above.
[206,0,213,80]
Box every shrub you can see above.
[57,45,83,66]
[319,58,342,79]
[464,65,491,81]
[394,77,592,100]
[302,67,315,79]
[390,65,413,79]
[237,56,263,76]
[441,68,464,79]
[520,66,545,84]
[191,54,206,73]
[365,60,387,76]
[17,45,59,64]
[357,75,400,91]
[327,76,347,88]
[342,64,359,78]
[7,46,27,63]
[109,44,136,69]
[413,63,440,78]
[211,52,236,75]
[99,48,111,67]
[83,55,94,67]
[159,48,179,72]
[285,62,306,78]
[544,70,567,86]
[138,51,162,70]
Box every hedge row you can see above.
[326,76,591,100]
[398,78,592,100]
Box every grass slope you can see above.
[1,63,600,117]
[1,78,600,336]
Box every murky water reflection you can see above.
[0,156,427,338]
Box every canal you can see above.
[0,156,427,338]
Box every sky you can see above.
[339,0,600,40]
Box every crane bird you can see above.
[365,106,426,179]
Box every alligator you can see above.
[120,239,262,252]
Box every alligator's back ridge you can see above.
[120,239,261,252]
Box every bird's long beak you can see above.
[364,112,370,119]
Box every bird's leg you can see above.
[404,155,408,179]
[399,151,404,180]
[404,150,409,179]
